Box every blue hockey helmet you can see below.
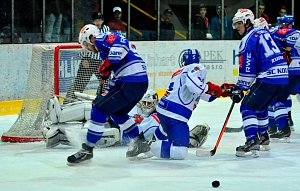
[278,14,294,26]
[181,49,201,66]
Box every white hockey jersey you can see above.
[157,63,212,122]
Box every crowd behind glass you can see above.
[0,0,299,44]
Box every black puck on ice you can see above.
[212,180,220,188]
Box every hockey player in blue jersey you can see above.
[127,49,227,160]
[231,9,289,157]
[67,25,148,165]
[267,15,300,138]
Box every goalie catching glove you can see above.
[99,59,112,80]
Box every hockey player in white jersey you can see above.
[44,90,210,149]
[126,49,226,160]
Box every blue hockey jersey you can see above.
[94,32,148,82]
[236,28,289,90]
[270,27,300,76]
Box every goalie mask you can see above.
[79,24,100,49]
[137,89,159,117]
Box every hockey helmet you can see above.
[180,49,201,66]
[254,17,269,29]
[78,24,100,48]
[137,89,159,116]
[278,14,294,26]
[232,9,255,29]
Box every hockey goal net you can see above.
[1,44,105,143]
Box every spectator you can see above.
[160,9,175,40]
[108,6,126,37]
[273,6,288,26]
[278,6,288,17]
[191,4,209,40]
[258,3,270,22]
[210,4,233,40]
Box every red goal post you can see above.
[1,44,101,143]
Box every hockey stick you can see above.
[196,101,235,157]
[225,126,243,133]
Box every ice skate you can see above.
[236,138,260,158]
[267,125,277,135]
[67,143,93,165]
[270,125,291,142]
[288,111,294,131]
[126,133,151,160]
[259,132,270,151]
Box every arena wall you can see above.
[0,41,240,115]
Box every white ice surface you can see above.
[0,97,299,191]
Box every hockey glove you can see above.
[221,83,236,97]
[206,82,222,97]
[231,88,244,103]
[99,59,112,80]
[133,114,143,124]
[283,50,292,65]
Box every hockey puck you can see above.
[212,180,220,188]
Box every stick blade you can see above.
[196,149,212,157]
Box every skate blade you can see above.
[67,159,92,166]
[271,137,291,143]
[236,150,259,158]
[260,145,271,151]
[127,151,153,161]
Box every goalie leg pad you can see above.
[189,124,210,148]
[47,96,62,123]
[95,128,120,148]
[43,126,70,148]
[59,101,92,123]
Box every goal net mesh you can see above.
[1,44,106,142]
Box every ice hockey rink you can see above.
[0,97,299,191]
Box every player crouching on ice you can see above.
[126,49,231,160]
[230,9,289,157]
[44,90,211,150]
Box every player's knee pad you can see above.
[170,146,188,160]
[59,101,92,123]
[95,128,120,148]
[47,96,62,123]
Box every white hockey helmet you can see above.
[232,9,255,29]
[137,89,159,117]
[254,17,269,29]
[78,24,100,48]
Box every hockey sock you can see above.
[112,115,140,140]
[272,102,288,131]
[86,121,105,147]
[240,105,258,141]
[284,96,292,112]
[86,106,108,146]
[257,109,268,134]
